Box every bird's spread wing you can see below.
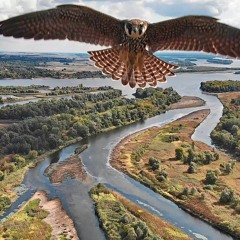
[0,4,124,47]
[146,16,240,58]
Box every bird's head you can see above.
[124,19,148,38]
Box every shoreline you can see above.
[109,109,239,239]
[44,153,92,184]
[15,190,79,240]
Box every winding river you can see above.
[1,70,240,240]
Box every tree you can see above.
[148,157,160,171]
[175,147,184,160]
[186,148,194,164]
[220,188,235,204]
[187,162,197,174]
[204,151,214,164]
[205,170,218,185]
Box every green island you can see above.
[0,86,181,213]
[200,80,240,93]
[110,107,240,238]
[90,183,191,240]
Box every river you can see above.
[1,70,239,240]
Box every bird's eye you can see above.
[127,23,132,28]
[140,23,144,28]
[126,23,132,34]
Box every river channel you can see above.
[1,71,240,240]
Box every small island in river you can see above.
[44,154,91,184]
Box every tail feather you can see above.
[134,68,146,88]
[144,53,176,78]
[103,62,119,75]
[112,63,125,80]
[143,61,158,87]
[88,48,178,88]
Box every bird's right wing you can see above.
[0,4,124,47]
[146,16,240,58]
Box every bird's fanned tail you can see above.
[88,48,126,81]
[88,48,179,88]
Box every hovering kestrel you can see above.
[1,4,240,88]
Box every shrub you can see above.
[156,170,168,182]
[0,196,11,212]
[175,147,184,160]
[205,170,218,185]
[148,157,160,171]
[187,162,197,173]
[220,188,235,204]
[182,187,190,196]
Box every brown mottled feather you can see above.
[0,4,124,47]
[147,16,240,58]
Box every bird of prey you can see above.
[1,4,240,88]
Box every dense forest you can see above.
[200,80,240,92]
[0,87,180,158]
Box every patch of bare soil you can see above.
[45,154,91,184]
[27,191,79,240]
[170,96,205,109]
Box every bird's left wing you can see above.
[146,16,240,58]
[0,4,124,47]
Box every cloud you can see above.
[145,0,229,18]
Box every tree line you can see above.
[202,81,240,156]
[200,80,240,92]
[0,87,181,157]
[0,88,122,120]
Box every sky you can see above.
[0,0,240,53]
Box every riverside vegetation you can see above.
[0,193,78,240]
[90,183,191,240]
[0,198,52,240]
[0,86,180,213]
[201,80,240,157]
[110,109,240,238]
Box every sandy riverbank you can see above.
[170,96,205,109]
[21,190,79,240]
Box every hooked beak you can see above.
[133,27,138,33]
